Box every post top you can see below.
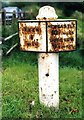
[36,6,58,20]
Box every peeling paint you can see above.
[19,21,46,52]
[48,21,76,52]
[45,73,49,77]
[19,20,76,52]
[38,53,59,108]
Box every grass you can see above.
[2,50,82,119]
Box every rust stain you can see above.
[41,87,42,91]
[51,94,54,99]
[19,21,76,52]
[48,21,76,52]
[42,56,45,59]
[42,94,45,96]
[19,22,42,51]
[54,91,56,93]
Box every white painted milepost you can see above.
[38,53,59,108]
[36,6,59,109]
[19,5,77,109]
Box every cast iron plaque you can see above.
[18,20,77,52]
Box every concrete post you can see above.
[36,6,59,109]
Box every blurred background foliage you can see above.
[1,2,84,69]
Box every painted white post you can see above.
[36,6,59,109]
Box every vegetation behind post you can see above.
[2,9,6,37]
[12,11,18,33]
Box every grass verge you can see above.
[2,52,82,119]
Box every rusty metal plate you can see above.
[18,20,47,52]
[47,20,77,52]
[18,20,77,53]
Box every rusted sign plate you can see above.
[47,20,77,52]
[18,20,46,52]
[18,20,77,52]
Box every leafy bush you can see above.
[22,4,40,20]
[71,11,84,50]
[2,16,18,55]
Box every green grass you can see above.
[2,51,82,119]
